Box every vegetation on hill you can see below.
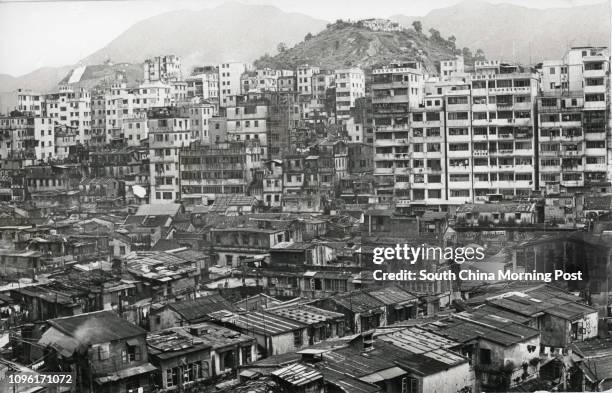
[255,20,486,74]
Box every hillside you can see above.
[81,2,327,74]
[58,63,144,90]
[391,1,610,64]
[254,20,480,74]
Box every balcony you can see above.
[560,150,583,157]
[560,179,584,187]
[585,163,607,172]
[584,69,606,78]
[584,85,606,94]
[584,101,606,110]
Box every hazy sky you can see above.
[0,0,606,76]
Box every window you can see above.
[448,112,468,120]
[293,330,303,347]
[402,376,419,393]
[480,348,492,365]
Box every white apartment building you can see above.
[226,101,269,159]
[148,107,192,203]
[43,86,91,146]
[538,46,610,194]
[121,114,149,147]
[143,55,182,83]
[372,63,426,203]
[466,64,539,202]
[0,116,54,163]
[16,90,44,117]
[182,101,214,145]
[186,66,220,101]
[297,65,320,96]
[335,68,366,122]
[219,62,251,107]
[440,55,465,80]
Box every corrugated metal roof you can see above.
[271,363,322,386]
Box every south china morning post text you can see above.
[372,244,583,282]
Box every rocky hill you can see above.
[254,20,484,74]
[391,1,609,64]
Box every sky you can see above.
[0,0,607,76]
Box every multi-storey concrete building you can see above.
[144,55,182,83]
[16,89,44,116]
[219,62,251,106]
[186,65,220,103]
[539,46,610,194]
[42,86,91,146]
[335,67,365,122]
[0,115,54,163]
[226,96,269,158]
[297,65,320,97]
[439,55,465,81]
[240,68,293,94]
[462,63,539,202]
[179,140,262,201]
[372,63,425,203]
[182,101,215,145]
[148,107,192,203]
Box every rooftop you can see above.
[167,294,237,322]
[267,304,344,325]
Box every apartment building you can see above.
[226,96,269,158]
[297,65,320,96]
[16,89,44,116]
[335,67,365,122]
[439,55,465,80]
[179,140,261,201]
[219,62,251,106]
[41,86,91,146]
[0,115,54,163]
[181,101,214,145]
[538,47,610,194]
[90,91,107,147]
[372,63,425,203]
[463,63,539,202]
[186,65,220,102]
[240,68,293,94]
[143,55,182,83]
[148,107,192,203]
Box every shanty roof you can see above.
[229,311,306,336]
[181,322,254,349]
[426,313,540,346]
[43,310,145,347]
[488,292,596,321]
[134,203,181,217]
[573,337,612,383]
[271,363,322,386]
[319,368,381,393]
[147,329,211,359]
[367,286,418,306]
[267,305,344,326]
[331,291,385,313]
[168,294,236,322]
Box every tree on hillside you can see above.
[412,21,423,33]
[305,32,313,41]
[475,48,486,61]
[429,28,442,42]
[277,42,288,53]
[448,35,457,51]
